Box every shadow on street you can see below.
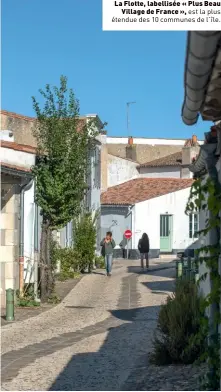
[48,304,161,391]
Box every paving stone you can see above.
[1,258,202,391]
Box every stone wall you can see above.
[1,173,20,307]
[1,111,37,147]
[107,144,182,164]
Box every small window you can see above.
[189,213,199,238]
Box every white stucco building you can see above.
[101,177,195,258]
[181,31,221,388]
[103,134,202,189]
[0,117,104,306]
[1,139,38,307]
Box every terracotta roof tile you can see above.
[101,178,194,205]
[139,151,182,168]
[1,109,35,122]
[1,140,37,154]
[1,162,31,173]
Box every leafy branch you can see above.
[185,177,221,390]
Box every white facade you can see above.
[139,166,181,179]
[132,187,195,252]
[107,136,204,146]
[107,155,185,187]
[1,130,14,142]
[1,145,35,169]
[107,154,138,187]
[24,182,35,284]
[198,157,221,299]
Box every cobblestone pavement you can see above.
[1,276,82,326]
[1,258,201,391]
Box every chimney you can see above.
[192,134,197,145]
[126,136,137,161]
[181,136,200,178]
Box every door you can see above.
[160,215,172,252]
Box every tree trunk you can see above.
[46,228,54,298]
[40,220,50,302]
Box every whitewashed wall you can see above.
[139,166,181,178]
[198,158,221,299]
[107,137,204,146]
[1,146,35,169]
[133,187,194,251]
[24,181,35,284]
[1,130,14,142]
[107,154,139,187]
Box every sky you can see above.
[2,0,212,139]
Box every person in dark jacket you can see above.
[138,233,150,269]
[119,236,127,259]
[100,231,116,276]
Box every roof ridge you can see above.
[1,109,35,121]
[139,151,182,168]
[108,152,138,163]
[101,177,194,205]
[104,177,193,191]
[1,140,37,154]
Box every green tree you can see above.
[74,212,97,273]
[32,76,98,300]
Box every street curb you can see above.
[1,274,86,330]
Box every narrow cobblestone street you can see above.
[1,258,195,391]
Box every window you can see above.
[94,146,101,189]
[189,213,199,238]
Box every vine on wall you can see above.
[185,177,221,390]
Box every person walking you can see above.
[100,231,116,276]
[119,236,127,259]
[138,233,150,270]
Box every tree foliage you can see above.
[32,75,98,229]
[31,76,100,300]
[185,177,221,390]
[74,212,97,273]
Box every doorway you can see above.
[160,214,173,253]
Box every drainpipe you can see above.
[34,198,40,302]
[19,179,33,296]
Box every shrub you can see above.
[74,212,97,272]
[95,255,105,269]
[150,279,206,365]
[16,285,40,307]
[55,247,82,280]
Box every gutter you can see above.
[182,31,221,125]
[19,179,34,295]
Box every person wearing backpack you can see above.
[138,232,150,269]
[100,231,116,276]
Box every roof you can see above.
[0,109,100,125]
[1,109,36,122]
[101,178,194,205]
[139,151,182,168]
[1,140,37,154]
[108,153,138,163]
[181,32,221,125]
[1,162,31,174]
[107,144,183,164]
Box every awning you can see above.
[181,31,221,126]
